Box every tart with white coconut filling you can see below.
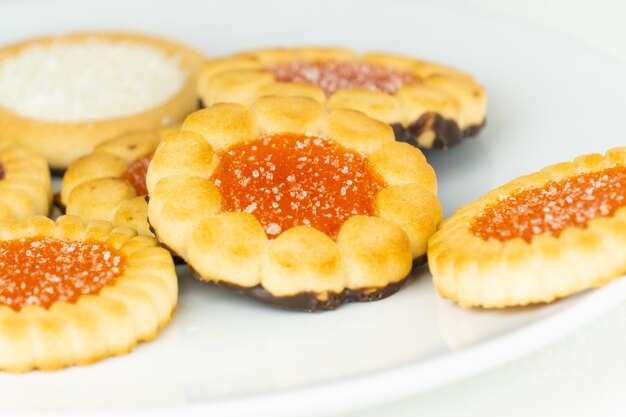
[0,138,51,220]
[429,148,626,308]
[60,126,177,236]
[197,47,486,150]
[0,215,177,372]
[147,96,442,311]
[0,32,206,170]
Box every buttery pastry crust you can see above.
[0,215,177,372]
[0,138,51,219]
[429,148,626,308]
[0,32,206,170]
[197,47,486,150]
[147,97,442,310]
[60,127,176,236]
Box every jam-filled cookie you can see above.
[147,96,442,311]
[0,138,51,219]
[59,126,178,236]
[429,148,626,308]
[0,32,206,171]
[0,215,177,372]
[197,47,486,150]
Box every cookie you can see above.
[59,126,177,236]
[197,47,486,149]
[0,137,51,219]
[429,148,626,308]
[0,215,177,372]
[147,96,442,311]
[0,32,206,171]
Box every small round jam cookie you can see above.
[0,32,206,171]
[197,47,486,150]
[0,138,51,220]
[147,96,442,311]
[60,126,178,236]
[429,148,626,308]
[0,215,177,372]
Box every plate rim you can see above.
[146,279,626,417]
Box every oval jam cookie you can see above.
[197,47,486,150]
[0,138,51,220]
[0,215,177,372]
[60,126,177,236]
[147,96,442,311]
[429,148,626,308]
[0,32,206,171]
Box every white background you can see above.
[338,1,626,416]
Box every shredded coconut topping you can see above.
[471,167,626,242]
[0,40,185,122]
[267,61,417,95]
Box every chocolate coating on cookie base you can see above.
[392,114,486,149]
[53,192,66,213]
[50,166,68,177]
[189,255,426,312]
[199,99,484,150]
[190,267,409,312]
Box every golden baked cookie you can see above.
[59,126,178,236]
[197,47,486,150]
[429,148,626,308]
[0,215,177,372]
[0,137,51,219]
[147,96,442,311]
[0,32,206,171]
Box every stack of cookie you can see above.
[0,32,201,371]
[0,32,473,370]
[6,30,623,374]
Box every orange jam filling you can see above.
[0,237,126,311]
[267,61,418,95]
[471,167,626,242]
[122,152,153,196]
[212,133,386,239]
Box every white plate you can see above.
[2,0,626,416]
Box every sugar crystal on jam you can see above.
[267,61,417,95]
[212,133,386,239]
[471,167,626,242]
[0,237,125,310]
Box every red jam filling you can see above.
[122,153,153,196]
[0,162,4,180]
[267,61,418,95]
[471,167,626,242]
[0,237,126,311]
[212,133,386,239]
